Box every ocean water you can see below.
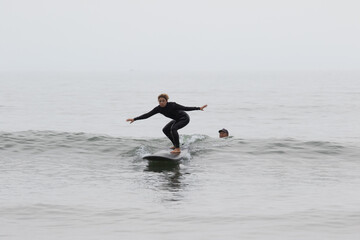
[1,71,360,240]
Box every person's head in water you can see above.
[219,128,229,138]
[158,93,169,108]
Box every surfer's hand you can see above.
[126,118,135,124]
[200,105,208,111]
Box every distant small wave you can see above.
[0,131,358,162]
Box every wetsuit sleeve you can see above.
[134,107,159,121]
[173,102,200,111]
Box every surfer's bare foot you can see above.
[171,148,181,154]
[170,146,176,150]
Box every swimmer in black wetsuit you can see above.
[126,93,208,154]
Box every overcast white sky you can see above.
[1,0,359,72]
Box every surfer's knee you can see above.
[162,127,168,134]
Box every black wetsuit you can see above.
[134,102,200,148]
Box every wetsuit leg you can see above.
[170,116,190,148]
[163,120,176,146]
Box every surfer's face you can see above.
[158,97,167,107]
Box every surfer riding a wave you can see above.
[126,94,207,154]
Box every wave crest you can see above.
[1,131,358,161]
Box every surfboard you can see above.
[143,148,188,162]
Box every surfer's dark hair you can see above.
[158,93,169,101]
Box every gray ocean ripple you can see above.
[1,130,359,160]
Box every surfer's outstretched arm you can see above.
[126,106,160,124]
[173,103,208,111]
